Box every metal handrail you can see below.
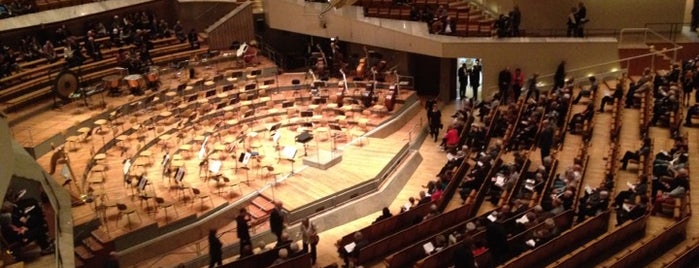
[644,22,690,42]
[619,28,681,62]
[482,28,683,95]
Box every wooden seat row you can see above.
[604,217,689,268]
[549,214,649,268]
[503,210,610,267]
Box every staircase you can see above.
[74,229,114,268]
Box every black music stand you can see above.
[295,132,313,157]
[238,152,252,184]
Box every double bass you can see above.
[356,46,369,80]
[315,44,328,77]
[385,71,399,111]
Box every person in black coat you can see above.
[208,229,223,267]
[236,208,252,252]
[458,63,469,99]
[428,105,442,142]
[553,61,566,91]
[498,68,513,104]
[453,236,476,268]
[538,120,554,163]
[269,201,286,243]
[470,62,482,100]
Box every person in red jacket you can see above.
[444,124,459,150]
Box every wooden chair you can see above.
[155,197,178,222]
[192,188,214,210]
[115,203,141,228]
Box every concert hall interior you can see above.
[1,0,699,268]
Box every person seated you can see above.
[243,41,259,65]
[620,137,652,170]
[373,207,392,224]
[572,76,598,104]
[613,176,649,209]
[272,248,289,265]
[568,103,595,133]
[652,169,689,215]
[338,231,368,267]
[684,103,699,126]
[599,82,624,112]
[616,196,649,226]
[0,212,54,261]
[274,231,292,250]
[576,189,609,223]
[187,29,199,49]
[530,218,559,246]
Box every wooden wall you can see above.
[205,1,255,50]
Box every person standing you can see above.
[576,2,588,37]
[498,67,513,104]
[208,229,223,267]
[566,7,578,37]
[538,120,554,163]
[236,208,252,253]
[300,217,319,265]
[512,68,525,101]
[470,61,482,100]
[458,63,469,99]
[553,61,566,91]
[510,5,521,37]
[269,201,286,243]
[428,105,442,142]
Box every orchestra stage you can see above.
[6,52,421,264]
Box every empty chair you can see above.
[155,197,178,222]
[116,203,142,228]
[191,188,214,210]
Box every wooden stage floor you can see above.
[8,55,418,241]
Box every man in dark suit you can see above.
[236,208,252,253]
[458,63,469,99]
[538,120,554,163]
[469,61,481,100]
[498,67,513,104]
[269,201,286,243]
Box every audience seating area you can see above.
[356,0,496,37]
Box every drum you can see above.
[124,74,144,89]
[146,67,159,83]
[103,75,121,89]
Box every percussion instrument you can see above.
[102,74,122,96]
[145,67,160,90]
[54,70,79,101]
[124,74,145,95]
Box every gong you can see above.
[53,70,79,101]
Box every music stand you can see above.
[282,146,298,175]
[329,124,343,150]
[208,160,222,182]
[295,132,313,156]
[282,101,294,108]
[238,152,252,184]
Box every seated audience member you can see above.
[188,29,200,49]
[619,137,652,170]
[530,218,559,246]
[417,190,431,205]
[339,231,368,267]
[613,176,649,209]
[576,188,609,223]
[274,231,292,250]
[616,196,649,226]
[373,207,392,224]
[572,76,598,104]
[424,204,440,220]
[684,103,699,126]
[599,82,623,112]
[272,248,289,265]
[568,103,594,133]
[652,169,689,215]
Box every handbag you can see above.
[309,234,319,245]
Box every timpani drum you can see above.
[124,74,145,95]
[146,67,159,84]
[103,74,122,96]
